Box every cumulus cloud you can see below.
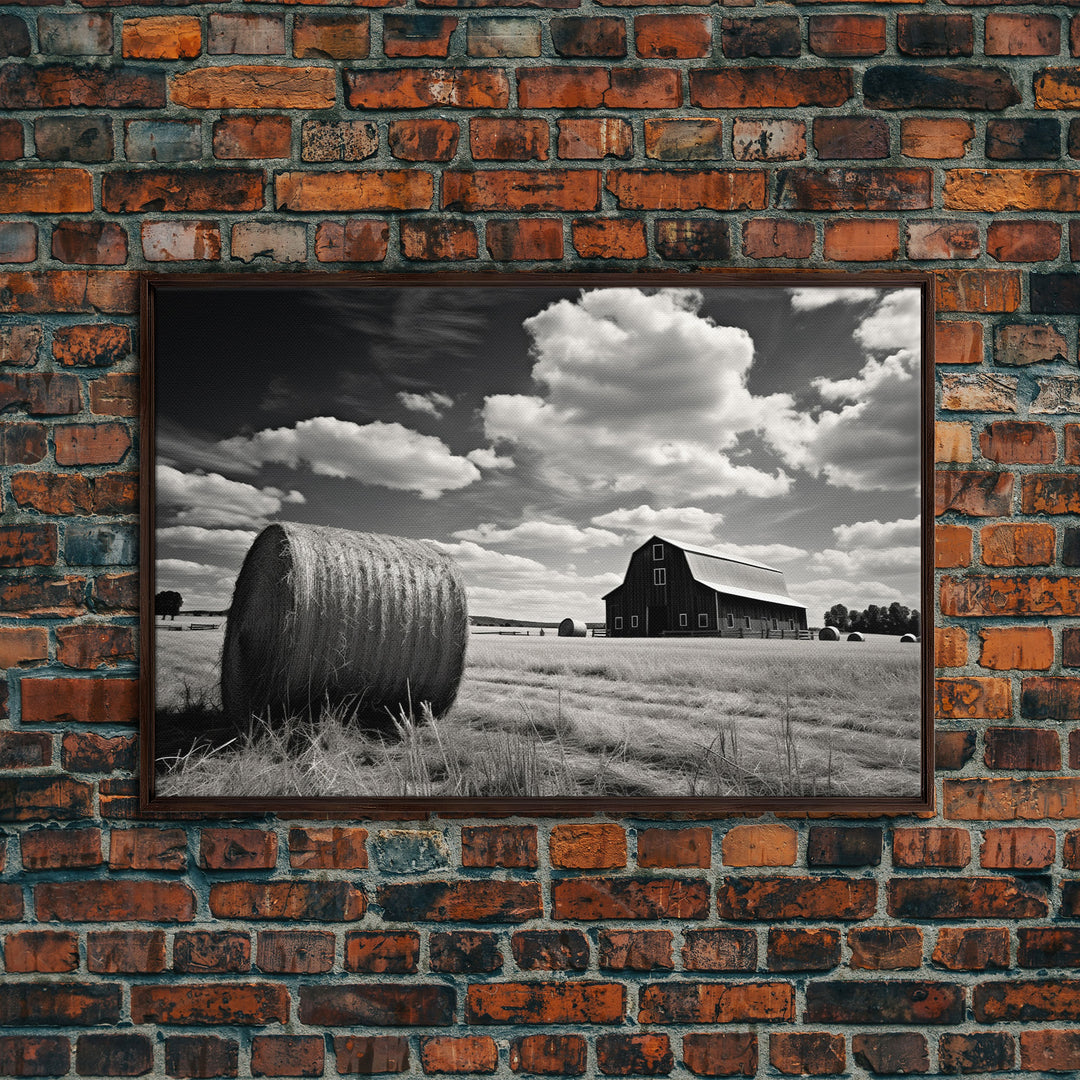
[466,447,515,470]
[788,576,910,619]
[217,416,481,499]
[155,557,238,611]
[157,526,260,557]
[591,505,726,547]
[709,542,808,566]
[157,465,305,529]
[787,287,880,312]
[452,521,623,551]
[398,391,454,418]
[480,288,793,501]
[832,516,920,550]
[809,546,921,579]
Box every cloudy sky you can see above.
[155,282,924,623]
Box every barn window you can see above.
[789,618,795,630]
[772,617,778,630]
[653,543,664,560]
[726,613,735,629]
[698,613,708,628]
[614,616,623,629]
[744,616,751,629]
[679,612,688,627]
[631,615,639,628]
[654,568,666,586]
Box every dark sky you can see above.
[155,282,923,621]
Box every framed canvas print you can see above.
[140,271,934,814]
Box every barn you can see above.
[603,536,808,638]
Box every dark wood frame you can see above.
[140,269,936,817]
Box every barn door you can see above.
[648,605,667,636]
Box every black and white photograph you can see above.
[143,273,932,810]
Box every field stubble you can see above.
[155,631,921,799]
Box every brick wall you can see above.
[2,0,1080,1073]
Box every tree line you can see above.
[824,602,920,636]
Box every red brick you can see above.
[509,1035,586,1076]
[939,1033,1014,1074]
[893,827,971,868]
[61,732,135,774]
[388,118,459,161]
[767,929,840,972]
[421,1037,498,1075]
[848,927,923,970]
[932,927,1009,972]
[90,373,138,416]
[0,272,137,315]
[378,880,538,922]
[470,116,548,160]
[165,1036,239,1079]
[444,169,599,211]
[770,1033,845,1077]
[716,878,876,920]
[122,15,200,58]
[637,827,710,868]
[299,984,455,1027]
[935,471,1013,516]
[4,930,78,973]
[889,876,1048,919]
[1024,475,1080,515]
[815,117,889,160]
[690,67,851,108]
[596,1034,672,1076]
[636,14,709,57]
[0,1037,70,1078]
[552,16,626,56]
[572,217,646,259]
[517,66,678,109]
[980,422,1056,466]
[976,979,1080,1022]
[639,983,794,1025]
[936,626,968,668]
[468,983,624,1025]
[0,121,22,163]
[170,65,333,108]
[201,828,278,870]
[0,372,81,415]
[995,324,1069,367]
[1020,1030,1080,1071]
[346,67,508,108]
[722,824,797,866]
[51,324,130,368]
[978,627,1054,670]
[597,929,673,971]
[0,627,46,669]
[314,220,388,262]
[808,14,884,57]
[1,168,93,215]
[988,220,1061,263]
[104,170,262,213]
[277,171,432,211]
[486,219,563,261]
[0,324,42,367]
[132,984,289,1026]
[174,932,251,974]
[981,826,1055,869]
[906,220,979,260]
[86,930,165,974]
[0,731,51,769]
[345,931,419,973]
[944,776,1080,819]
[777,167,931,211]
[986,13,1060,55]
[607,169,764,210]
[0,775,92,820]
[430,932,503,973]
[289,826,367,868]
[511,930,587,972]
[251,1037,323,1078]
[213,115,291,159]
[936,677,1011,719]
[110,827,187,870]
[56,624,133,668]
[935,269,1022,312]
[743,219,814,259]
[0,984,120,1027]
[1023,677,1080,721]
[37,880,196,922]
[256,930,335,974]
[333,1036,409,1076]
[557,117,631,160]
[683,928,756,972]
[645,118,724,160]
[210,881,366,921]
[824,218,898,261]
[945,170,1080,213]
[682,1033,757,1078]
[21,827,102,869]
[53,422,130,466]
[552,878,708,920]
[293,13,369,58]
[902,118,974,159]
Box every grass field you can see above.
[154,625,921,799]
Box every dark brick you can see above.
[0,65,164,109]
[75,1035,153,1077]
[897,14,973,56]
[256,930,335,974]
[848,927,923,971]
[1032,273,1080,314]
[509,1035,586,1076]
[595,1034,672,1077]
[682,1033,757,1077]
[655,219,729,260]
[551,16,625,57]
[864,66,1020,110]
[512,930,588,971]
[807,827,882,866]
[0,16,31,58]
[851,1034,928,1076]
[975,979,1080,1022]
[805,982,964,1025]
[300,985,454,1027]
[721,16,799,58]
[597,930,673,972]
[888,876,1049,919]
[682,929,757,972]
[0,1036,69,1077]
[767,928,841,972]
[553,878,708,920]
[164,1036,238,1079]
[344,931,419,974]
[936,730,976,770]
[333,1036,409,1076]
[987,119,1060,161]
[378,880,539,923]
[776,168,930,211]
[939,1033,1014,1075]
[173,932,251,974]
[0,984,120,1026]
[1018,927,1080,967]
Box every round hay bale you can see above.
[819,626,841,641]
[221,523,468,731]
[558,618,587,638]
[900,633,918,643]
[847,632,865,642]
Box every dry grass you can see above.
[156,631,921,799]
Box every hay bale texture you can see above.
[847,632,865,642]
[900,633,918,643]
[558,618,587,637]
[221,523,468,730]
[819,626,841,641]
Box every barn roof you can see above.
[603,535,807,611]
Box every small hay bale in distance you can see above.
[221,523,468,731]
[847,632,865,642]
[558,618,587,637]
[900,633,918,643]
[819,626,841,641]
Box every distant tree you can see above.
[909,609,921,635]
[155,590,183,620]
[824,603,849,631]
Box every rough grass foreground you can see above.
[155,632,921,799]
